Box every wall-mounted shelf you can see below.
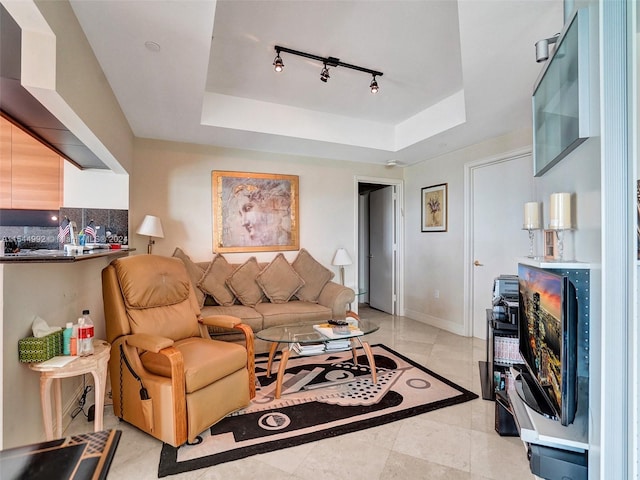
[517,257,594,270]
[508,374,589,452]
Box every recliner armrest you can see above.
[126,333,174,353]
[199,314,242,329]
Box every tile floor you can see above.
[66,306,536,479]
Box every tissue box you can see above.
[18,330,63,363]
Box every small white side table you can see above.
[29,339,110,440]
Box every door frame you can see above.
[354,175,404,316]
[462,146,532,337]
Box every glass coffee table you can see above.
[256,317,380,398]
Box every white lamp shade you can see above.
[332,248,352,266]
[136,215,164,238]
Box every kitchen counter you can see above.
[0,248,133,263]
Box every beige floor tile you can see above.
[292,434,391,480]
[469,430,535,480]
[393,416,472,472]
[381,450,472,479]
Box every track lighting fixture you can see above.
[370,75,379,94]
[273,49,284,72]
[273,45,383,93]
[535,33,560,63]
[320,63,330,83]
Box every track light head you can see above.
[535,33,560,63]
[320,64,330,83]
[370,75,379,94]
[273,52,284,72]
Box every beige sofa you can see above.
[173,248,355,352]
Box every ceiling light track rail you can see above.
[274,46,383,78]
[273,45,383,93]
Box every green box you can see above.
[18,330,63,363]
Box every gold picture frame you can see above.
[212,171,299,253]
[421,183,448,232]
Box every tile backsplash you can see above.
[0,208,128,250]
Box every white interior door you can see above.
[358,194,370,305]
[471,154,534,338]
[369,185,395,314]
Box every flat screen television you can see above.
[517,263,578,425]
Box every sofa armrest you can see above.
[199,314,242,329]
[317,281,355,319]
[126,333,174,353]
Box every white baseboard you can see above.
[403,308,467,337]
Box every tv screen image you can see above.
[517,263,578,425]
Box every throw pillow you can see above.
[256,253,305,304]
[291,248,335,302]
[172,247,206,307]
[226,257,265,307]
[198,254,236,306]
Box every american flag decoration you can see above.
[84,220,97,242]
[58,217,70,243]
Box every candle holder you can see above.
[552,228,570,261]
[523,202,541,258]
[548,193,573,261]
[524,228,538,257]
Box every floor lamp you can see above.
[332,248,352,286]
[136,215,164,254]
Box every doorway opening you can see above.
[355,176,404,316]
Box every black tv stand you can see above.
[515,371,558,421]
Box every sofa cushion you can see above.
[172,247,206,307]
[254,301,332,327]
[226,257,265,307]
[201,304,263,333]
[256,253,305,304]
[198,254,236,306]
[292,248,335,302]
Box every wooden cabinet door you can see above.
[10,124,62,210]
[0,118,11,208]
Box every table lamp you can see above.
[136,215,164,254]
[332,248,352,285]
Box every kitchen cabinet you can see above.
[0,118,11,207]
[0,116,64,210]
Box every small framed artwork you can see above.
[544,229,559,260]
[212,171,299,253]
[421,183,448,232]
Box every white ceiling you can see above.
[69,0,564,167]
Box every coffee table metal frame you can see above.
[256,317,380,398]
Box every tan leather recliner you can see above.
[102,254,256,447]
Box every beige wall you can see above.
[403,128,534,333]
[130,139,404,287]
[1,258,115,449]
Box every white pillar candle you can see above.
[549,192,572,229]
[523,202,540,229]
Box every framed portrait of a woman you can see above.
[212,171,299,253]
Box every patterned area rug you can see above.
[158,344,478,477]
